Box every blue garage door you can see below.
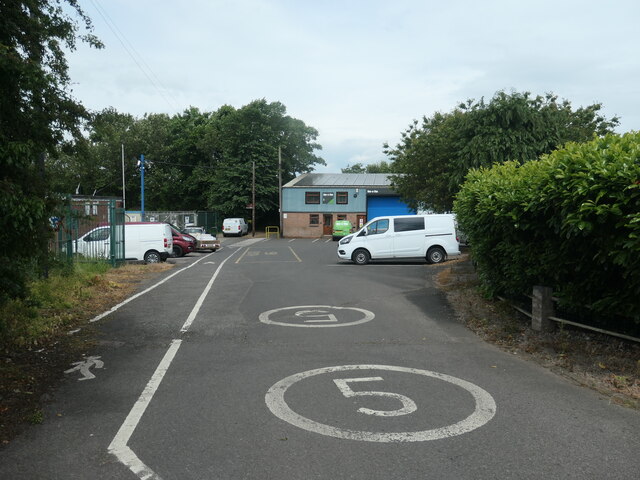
[367,196,414,219]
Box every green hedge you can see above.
[454,132,640,326]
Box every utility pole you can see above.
[121,144,126,210]
[278,146,283,237]
[252,161,256,237]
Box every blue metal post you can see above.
[140,154,145,221]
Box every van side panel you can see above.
[124,223,173,261]
[392,217,426,257]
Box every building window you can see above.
[305,191,320,204]
[309,214,319,225]
[336,192,348,204]
[337,214,347,220]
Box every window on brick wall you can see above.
[336,191,348,204]
[309,214,319,225]
[305,191,320,204]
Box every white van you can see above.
[337,214,460,265]
[72,222,173,263]
[222,218,248,237]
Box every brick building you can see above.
[282,173,413,238]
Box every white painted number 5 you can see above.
[333,377,417,417]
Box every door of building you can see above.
[323,214,333,236]
[357,215,366,229]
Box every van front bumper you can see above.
[337,249,350,260]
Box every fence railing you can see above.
[499,286,640,344]
[50,197,125,267]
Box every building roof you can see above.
[284,173,396,188]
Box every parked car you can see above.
[332,220,354,241]
[183,225,220,252]
[222,218,248,237]
[337,214,460,265]
[168,224,197,257]
[68,222,173,263]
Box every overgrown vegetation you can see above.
[437,257,640,409]
[0,261,173,444]
[0,260,113,350]
[454,132,640,327]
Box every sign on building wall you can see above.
[322,192,335,204]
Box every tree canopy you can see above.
[341,160,394,174]
[49,99,325,224]
[386,91,619,212]
[0,0,101,302]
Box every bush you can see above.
[454,132,640,326]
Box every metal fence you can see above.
[125,211,220,234]
[50,196,125,267]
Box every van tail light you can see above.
[164,237,169,247]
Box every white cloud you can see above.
[67,0,640,171]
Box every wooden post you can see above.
[532,286,554,332]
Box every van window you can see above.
[394,217,425,232]
[85,228,109,242]
[368,219,389,235]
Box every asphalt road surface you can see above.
[1,237,639,479]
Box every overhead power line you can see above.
[89,0,181,113]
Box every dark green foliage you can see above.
[0,0,101,304]
[49,100,325,226]
[454,132,640,326]
[387,91,619,212]
[342,160,394,173]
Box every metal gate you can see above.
[52,197,125,267]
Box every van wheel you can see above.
[353,249,370,265]
[144,251,161,263]
[173,245,184,257]
[427,246,446,264]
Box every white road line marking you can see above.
[235,247,251,264]
[288,239,296,242]
[227,238,265,248]
[180,249,240,332]
[108,339,182,480]
[109,247,241,479]
[288,246,302,263]
[89,252,215,323]
[325,238,332,243]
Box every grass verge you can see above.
[436,254,640,409]
[0,261,173,446]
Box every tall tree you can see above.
[203,99,324,224]
[386,91,619,212]
[0,0,101,302]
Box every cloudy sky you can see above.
[67,0,640,172]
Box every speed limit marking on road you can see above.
[259,305,374,328]
[265,365,496,442]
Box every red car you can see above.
[169,224,197,257]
